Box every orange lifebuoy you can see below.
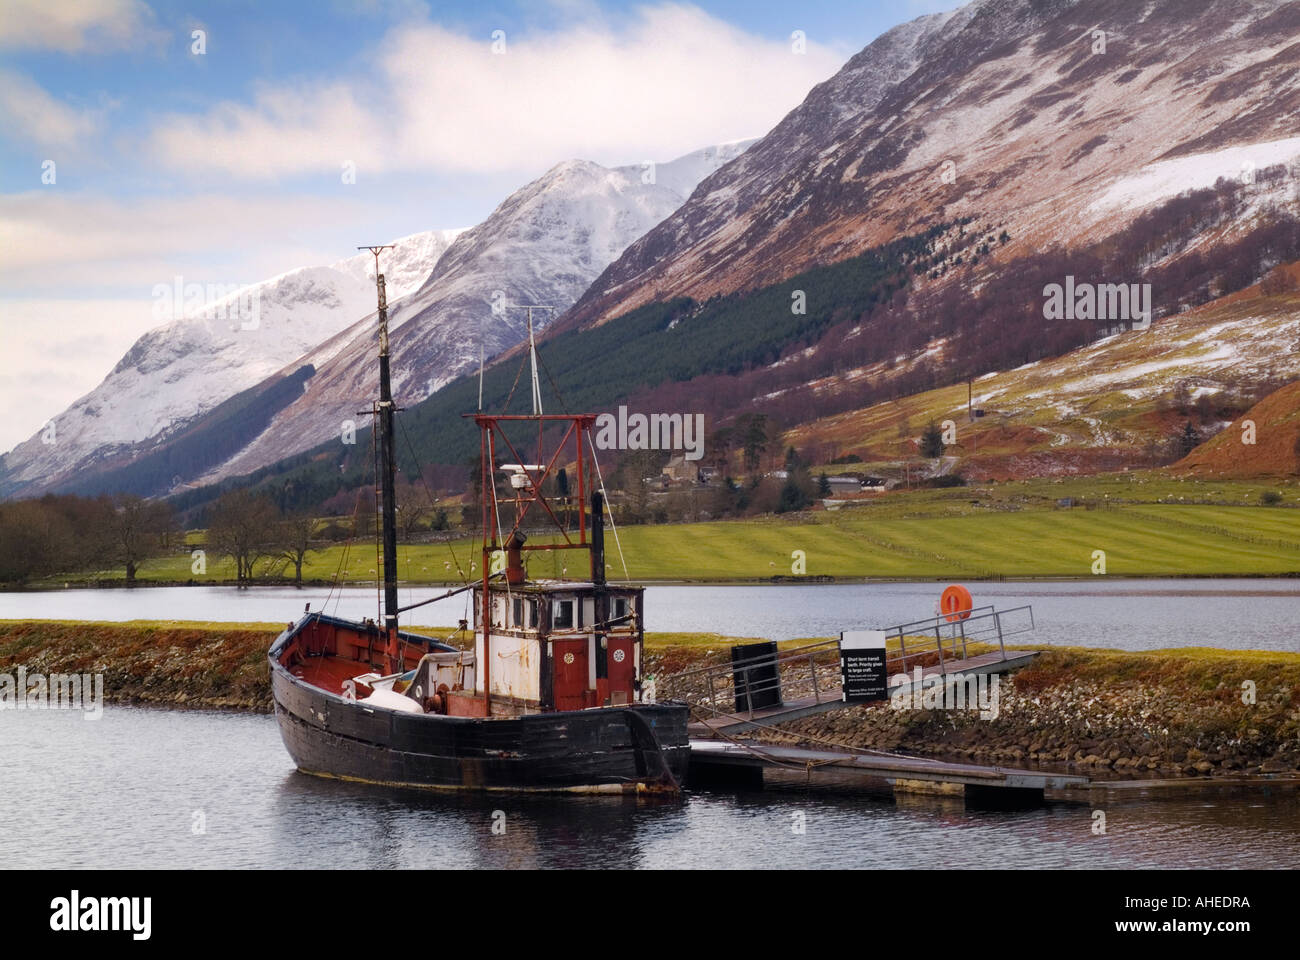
[940,584,973,622]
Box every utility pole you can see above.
[359,244,401,671]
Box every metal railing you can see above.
[886,604,1035,674]
[658,638,842,720]
[659,604,1035,720]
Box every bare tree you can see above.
[0,500,73,583]
[614,448,660,523]
[102,494,175,584]
[394,481,433,541]
[207,491,279,583]
[278,512,318,585]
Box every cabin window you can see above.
[512,597,523,628]
[553,599,574,630]
[527,600,538,628]
[612,597,628,621]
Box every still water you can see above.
[2,579,1299,650]
[4,580,1297,869]
[3,707,1297,869]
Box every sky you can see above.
[0,0,961,454]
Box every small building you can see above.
[825,476,864,495]
[662,454,698,483]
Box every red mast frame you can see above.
[465,413,599,705]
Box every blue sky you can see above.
[0,0,960,451]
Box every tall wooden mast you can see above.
[360,244,401,672]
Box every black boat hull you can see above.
[270,662,691,794]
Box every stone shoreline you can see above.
[753,649,1300,777]
[0,621,274,712]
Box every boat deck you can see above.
[289,656,370,695]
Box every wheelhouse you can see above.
[471,579,645,715]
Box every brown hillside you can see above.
[1177,380,1300,478]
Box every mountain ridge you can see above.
[1,140,754,500]
[558,0,1300,335]
[0,229,465,499]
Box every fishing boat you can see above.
[268,248,689,794]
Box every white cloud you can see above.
[0,298,153,452]
[0,70,105,151]
[150,81,389,181]
[0,0,165,52]
[148,3,842,178]
[0,191,369,296]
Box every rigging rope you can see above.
[396,415,470,587]
[501,351,529,413]
[322,418,380,620]
[585,433,630,582]
[533,345,568,413]
[372,408,382,625]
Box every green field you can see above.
[53,475,1300,584]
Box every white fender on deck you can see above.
[358,687,423,714]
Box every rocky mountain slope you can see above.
[560,0,1300,332]
[784,272,1300,481]
[186,141,752,489]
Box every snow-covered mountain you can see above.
[0,141,752,498]
[187,140,753,487]
[0,230,463,499]
[562,0,1300,330]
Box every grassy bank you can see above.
[42,476,1300,585]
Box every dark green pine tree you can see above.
[920,421,945,458]
[777,478,812,514]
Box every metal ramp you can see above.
[689,740,1088,794]
[662,605,1039,737]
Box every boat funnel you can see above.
[506,530,527,585]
